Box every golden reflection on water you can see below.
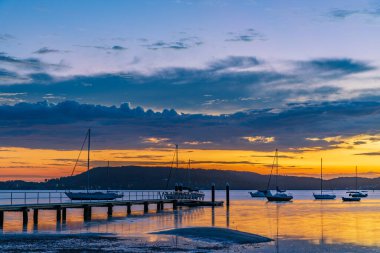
[1,192,380,250]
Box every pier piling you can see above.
[56,206,62,222]
[33,209,38,224]
[173,200,178,210]
[0,211,4,228]
[22,208,28,225]
[127,203,132,215]
[211,183,215,204]
[83,206,91,221]
[144,202,149,213]
[107,204,113,217]
[226,183,230,206]
[62,208,67,222]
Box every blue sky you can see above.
[1,0,380,152]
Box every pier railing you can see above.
[0,191,164,206]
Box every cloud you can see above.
[328,9,360,19]
[111,45,126,50]
[0,33,14,41]
[142,137,170,144]
[34,47,60,54]
[327,7,380,20]
[0,99,378,152]
[144,37,202,50]
[242,136,275,144]
[226,28,264,42]
[354,152,380,156]
[183,141,212,145]
[0,54,377,114]
[299,58,375,76]
[0,52,68,84]
[76,45,127,51]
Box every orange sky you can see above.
[0,133,379,182]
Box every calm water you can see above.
[1,190,380,252]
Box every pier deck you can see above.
[0,190,224,227]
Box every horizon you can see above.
[1,0,380,181]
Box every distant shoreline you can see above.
[0,165,377,190]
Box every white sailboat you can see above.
[65,129,123,201]
[313,158,336,200]
[266,149,293,202]
[347,166,368,198]
[342,166,363,202]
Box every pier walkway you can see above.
[0,190,223,228]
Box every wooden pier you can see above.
[0,190,226,228]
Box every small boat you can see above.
[65,129,124,201]
[249,190,272,198]
[346,166,368,198]
[342,196,361,202]
[163,146,205,201]
[267,192,293,202]
[348,191,368,198]
[266,149,293,202]
[66,191,123,200]
[313,158,336,200]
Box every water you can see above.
[1,190,380,252]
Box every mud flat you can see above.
[152,226,273,244]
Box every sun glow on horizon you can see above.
[0,133,379,182]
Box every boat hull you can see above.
[266,195,293,202]
[163,191,205,201]
[65,192,123,200]
[249,190,272,198]
[342,197,361,202]
[313,193,336,200]
[350,192,368,198]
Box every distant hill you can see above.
[0,166,378,190]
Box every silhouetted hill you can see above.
[0,166,378,190]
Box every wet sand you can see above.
[152,226,272,244]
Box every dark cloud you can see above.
[328,9,359,19]
[34,47,60,54]
[328,7,380,20]
[226,28,264,42]
[300,58,375,75]
[0,55,376,113]
[0,33,14,41]
[144,37,202,50]
[76,45,127,51]
[0,52,67,74]
[111,45,126,50]
[209,56,260,70]
[0,100,378,153]
[354,152,380,156]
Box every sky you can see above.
[1,0,380,181]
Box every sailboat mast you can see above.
[188,159,191,187]
[320,158,323,195]
[356,165,358,191]
[176,144,179,169]
[275,149,278,190]
[87,128,91,192]
[107,161,110,191]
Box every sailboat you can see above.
[162,144,205,201]
[65,129,123,201]
[347,166,368,198]
[313,158,336,200]
[249,190,272,198]
[342,166,362,202]
[266,149,293,202]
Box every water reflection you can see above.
[1,191,380,252]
